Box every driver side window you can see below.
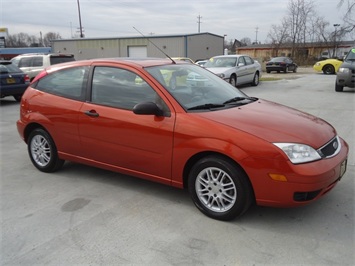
[91,66,166,111]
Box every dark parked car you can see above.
[17,58,348,221]
[266,57,298,73]
[0,60,30,101]
[335,48,355,92]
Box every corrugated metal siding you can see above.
[187,34,223,61]
[51,33,223,61]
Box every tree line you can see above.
[266,0,354,61]
[5,32,62,48]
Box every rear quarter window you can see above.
[33,66,88,101]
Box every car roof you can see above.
[212,55,244,58]
[44,57,180,72]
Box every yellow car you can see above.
[313,58,343,74]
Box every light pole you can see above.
[333,24,340,58]
[77,0,84,38]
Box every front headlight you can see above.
[338,67,350,73]
[217,73,225,78]
[273,143,321,164]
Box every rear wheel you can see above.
[323,64,335,74]
[28,128,64,172]
[13,95,22,102]
[188,155,253,221]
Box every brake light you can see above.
[24,74,30,82]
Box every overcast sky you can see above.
[0,0,348,43]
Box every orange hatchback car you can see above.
[17,58,349,220]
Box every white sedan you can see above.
[204,55,262,87]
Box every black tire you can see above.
[229,75,237,87]
[27,128,64,172]
[13,95,22,102]
[284,66,289,73]
[251,72,259,86]
[323,64,335,75]
[188,155,253,221]
[335,81,344,92]
[293,66,297,73]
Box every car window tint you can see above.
[238,57,246,65]
[34,66,88,100]
[91,67,160,110]
[18,57,32,68]
[32,57,43,67]
[49,56,75,65]
[244,56,254,65]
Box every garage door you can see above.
[128,46,147,58]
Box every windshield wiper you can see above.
[187,103,225,111]
[223,96,258,105]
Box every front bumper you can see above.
[336,70,355,88]
[241,137,349,207]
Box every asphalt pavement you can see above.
[1,70,354,265]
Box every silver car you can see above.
[204,55,262,87]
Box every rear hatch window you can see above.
[49,55,75,65]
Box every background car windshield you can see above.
[204,57,237,68]
[145,64,248,110]
[345,49,355,60]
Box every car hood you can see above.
[206,67,233,74]
[196,99,336,147]
[340,60,355,69]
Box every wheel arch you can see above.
[23,123,48,143]
[182,151,254,195]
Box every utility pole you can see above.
[77,0,84,38]
[197,14,202,33]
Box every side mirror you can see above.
[133,102,164,116]
[237,63,245,67]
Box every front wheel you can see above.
[229,75,237,87]
[335,81,344,92]
[188,155,253,221]
[28,128,64,172]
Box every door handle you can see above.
[84,110,99,117]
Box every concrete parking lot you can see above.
[1,71,354,265]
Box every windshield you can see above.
[145,63,255,111]
[204,57,237,68]
[345,48,355,61]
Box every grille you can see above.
[318,136,341,158]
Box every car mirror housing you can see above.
[133,102,164,116]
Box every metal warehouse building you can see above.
[51,32,224,62]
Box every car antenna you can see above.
[133,26,176,64]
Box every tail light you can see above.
[24,74,30,83]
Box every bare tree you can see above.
[286,0,315,57]
[267,18,290,57]
[338,0,355,37]
[5,33,37,47]
[240,37,252,46]
[43,32,62,47]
